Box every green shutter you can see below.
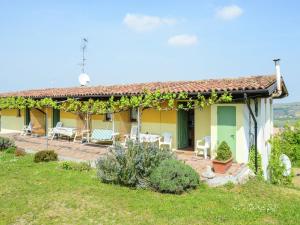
[177,110,189,149]
[25,108,30,125]
[217,106,236,159]
[52,108,60,127]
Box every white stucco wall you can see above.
[257,98,273,179]
[208,99,273,176]
[244,98,273,179]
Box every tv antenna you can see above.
[78,38,90,86]
[81,38,88,73]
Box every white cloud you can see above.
[123,13,177,32]
[168,34,198,47]
[216,5,243,21]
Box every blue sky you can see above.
[0,0,299,102]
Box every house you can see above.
[0,62,288,178]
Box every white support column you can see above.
[45,110,48,150]
[112,113,115,132]
[112,113,115,144]
[137,107,141,142]
[86,113,90,142]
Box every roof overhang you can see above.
[0,74,289,100]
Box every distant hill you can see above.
[273,102,300,127]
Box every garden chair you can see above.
[159,132,172,149]
[195,136,211,159]
[73,129,90,143]
[124,125,138,142]
[21,122,32,136]
[50,122,64,140]
[89,129,114,144]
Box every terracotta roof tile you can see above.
[0,74,278,98]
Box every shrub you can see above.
[0,136,15,150]
[97,142,175,188]
[15,148,26,157]
[215,141,232,161]
[268,137,292,185]
[274,122,300,167]
[149,159,200,194]
[61,161,91,172]
[4,146,26,156]
[34,150,58,163]
[5,146,16,154]
[248,146,264,180]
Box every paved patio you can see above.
[2,133,107,162]
[1,133,252,186]
[175,150,247,179]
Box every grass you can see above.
[293,167,300,188]
[1,153,300,225]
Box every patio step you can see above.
[204,164,254,187]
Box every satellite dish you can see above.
[280,154,292,176]
[78,73,90,86]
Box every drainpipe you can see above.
[244,93,258,174]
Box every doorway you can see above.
[52,108,60,127]
[177,109,194,150]
[25,108,30,126]
[217,106,236,159]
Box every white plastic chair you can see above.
[50,122,64,140]
[124,125,138,142]
[21,122,32,136]
[195,136,211,159]
[159,132,172,149]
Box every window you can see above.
[130,108,138,122]
[105,113,112,121]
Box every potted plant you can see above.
[212,141,233,174]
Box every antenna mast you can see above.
[81,38,88,73]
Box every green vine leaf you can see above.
[0,89,232,115]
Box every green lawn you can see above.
[1,153,300,225]
[293,168,300,188]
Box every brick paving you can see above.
[2,133,246,181]
[2,133,107,161]
[175,150,246,178]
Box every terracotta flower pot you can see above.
[212,157,233,174]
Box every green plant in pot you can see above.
[212,141,233,174]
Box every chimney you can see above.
[273,59,281,92]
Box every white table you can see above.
[51,127,77,141]
[139,133,160,143]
